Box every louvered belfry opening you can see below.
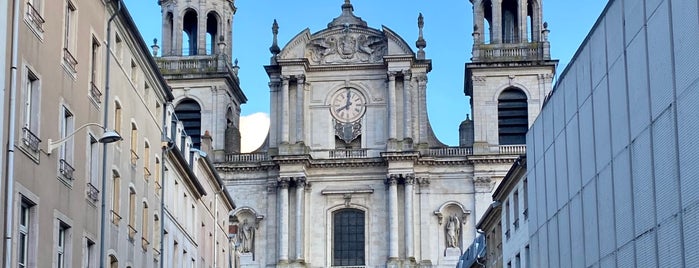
[175,99,202,149]
[498,88,528,145]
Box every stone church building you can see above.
[156,0,556,267]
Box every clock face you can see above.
[330,88,366,122]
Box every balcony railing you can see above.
[111,210,122,225]
[426,147,473,157]
[329,149,368,159]
[86,182,99,202]
[25,2,45,33]
[144,167,151,181]
[472,42,546,62]
[128,225,138,240]
[141,237,150,251]
[499,145,526,155]
[59,159,75,180]
[89,81,102,103]
[225,152,269,162]
[130,149,139,166]
[62,48,78,73]
[22,127,41,152]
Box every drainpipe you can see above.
[3,0,22,267]
[98,1,122,268]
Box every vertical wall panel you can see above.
[527,167,539,231]
[590,22,608,88]
[579,97,596,185]
[652,110,679,223]
[625,30,650,140]
[555,134,569,210]
[570,194,585,268]
[593,78,612,171]
[545,147,558,219]
[534,115,545,162]
[634,231,658,268]
[536,159,547,228]
[613,149,634,247]
[547,215,560,268]
[657,215,683,267]
[605,0,624,65]
[576,47,592,107]
[672,0,699,95]
[529,230,540,268]
[647,1,674,120]
[600,254,616,268]
[678,65,699,209]
[558,206,572,268]
[616,241,635,268]
[684,206,699,267]
[564,75,578,123]
[597,166,616,257]
[623,0,645,45]
[538,225,549,268]
[646,0,664,18]
[567,116,582,196]
[553,87,566,137]
[632,129,655,237]
[608,59,630,157]
[543,102,554,150]
[583,180,600,266]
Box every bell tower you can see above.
[463,0,557,150]
[463,0,557,224]
[156,0,246,158]
[158,0,235,56]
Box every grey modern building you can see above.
[526,0,699,266]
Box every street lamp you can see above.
[46,122,122,153]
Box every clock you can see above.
[330,87,366,122]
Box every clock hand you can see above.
[346,89,351,107]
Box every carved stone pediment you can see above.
[306,30,386,65]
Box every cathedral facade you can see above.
[157,0,556,267]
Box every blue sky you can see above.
[124,0,608,146]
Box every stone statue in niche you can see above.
[446,214,461,248]
[307,30,386,65]
[239,219,255,253]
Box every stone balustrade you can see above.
[472,42,547,62]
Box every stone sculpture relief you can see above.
[307,28,386,65]
[239,219,255,253]
[446,214,461,248]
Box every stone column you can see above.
[416,75,428,144]
[402,71,413,141]
[281,76,290,143]
[295,177,306,261]
[269,81,280,148]
[473,0,484,44]
[295,76,305,144]
[278,177,291,263]
[404,174,415,260]
[492,0,503,44]
[386,174,399,260]
[387,72,398,140]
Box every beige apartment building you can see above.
[2,0,235,267]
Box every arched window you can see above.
[128,187,137,239]
[333,209,365,266]
[182,9,198,56]
[175,99,202,149]
[206,12,219,55]
[498,88,528,145]
[501,0,519,43]
[108,255,118,268]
